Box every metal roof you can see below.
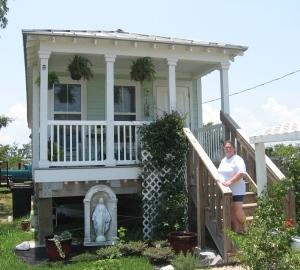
[22,29,248,51]
[250,122,300,143]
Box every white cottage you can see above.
[22,29,291,260]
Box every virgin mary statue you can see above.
[92,197,111,242]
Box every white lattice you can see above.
[141,150,187,240]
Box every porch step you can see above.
[243,191,257,204]
[243,202,257,216]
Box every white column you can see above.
[254,142,267,196]
[105,54,116,166]
[220,62,230,114]
[38,51,51,168]
[167,58,178,112]
[196,77,203,128]
[32,66,40,170]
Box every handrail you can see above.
[183,128,231,195]
[220,111,285,182]
[184,127,232,262]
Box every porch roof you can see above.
[22,29,248,52]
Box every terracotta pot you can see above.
[20,220,30,231]
[45,235,72,260]
[168,231,197,254]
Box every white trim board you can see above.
[34,166,141,182]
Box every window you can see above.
[114,86,136,121]
[54,84,81,120]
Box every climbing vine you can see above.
[140,111,188,240]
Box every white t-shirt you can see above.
[218,154,246,196]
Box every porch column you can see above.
[38,51,51,168]
[167,58,178,112]
[219,62,230,114]
[254,142,267,196]
[197,77,203,128]
[105,54,116,166]
[32,66,40,170]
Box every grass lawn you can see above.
[0,222,155,270]
[0,187,155,270]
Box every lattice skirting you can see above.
[141,150,187,240]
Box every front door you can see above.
[156,86,190,127]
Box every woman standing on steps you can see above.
[218,140,246,233]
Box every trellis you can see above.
[141,150,187,240]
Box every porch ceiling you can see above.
[49,53,217,77]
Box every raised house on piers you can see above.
[23,29,291,261]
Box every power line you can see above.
[203,69,300,104]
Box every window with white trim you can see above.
[114,86,136,121]
[54,84,81,120]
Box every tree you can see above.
[0,115,12,129]
[0,0,9,29]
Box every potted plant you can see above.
[68,55,93,80]
[45,231,72,260]
[35,71,60,89]
[20,219,31,231]
[168,231,197,254]
[130,57,156,83]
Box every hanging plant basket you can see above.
[68,55,93,81]
[35,71,60,90]
[130,57,156,83]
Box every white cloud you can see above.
[0,103,30,145]
[202,104,220,125]
[262,97,300,123]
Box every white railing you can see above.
[48,120,107,166]
[114,121,149,165]
[47,120,149,167]
[195,124,225,163]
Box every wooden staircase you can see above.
[183,111,295,263]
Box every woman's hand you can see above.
[222,180,232,187]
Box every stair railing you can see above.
[220,111,295,221]
[184,128,233,262]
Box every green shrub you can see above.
[152,239,169,248]
[229,180,300,270]
[172,252,198,270]
[142,246,174,264]
[87,258,121,270]
[71,251,98,262]
[119,241,147,256]
[140,112,188,240]
[96,245,122,259]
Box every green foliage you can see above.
[140,111,188,239]
[96,245,122,259]
[35,71,60,89]
[229,180,300,270]
[88,259,121,270]
[0,115,12,130]
[130,57,156,83]
[119,241,147,256]
[117,226,127,243]
[0,142,32,168]
[172,252,198,270]
[142,246,174,264]
[266,144,300,224]
[71,252,98,262]
[0,0,8,29]
[152,239,169,248]
[68,55,93,80]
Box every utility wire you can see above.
[203,69,300,104]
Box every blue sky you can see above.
[0,0,299,145]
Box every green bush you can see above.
[119,241,147,256]
[140,112,188,240]
[87,258,121,270]
[71,251,98,262]
[152,239,169,248]
[142,246,174,264]
[172,252,198,270]
[96,245,122,259]
[229,180,300,270]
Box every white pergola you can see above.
[250,122,300,196]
